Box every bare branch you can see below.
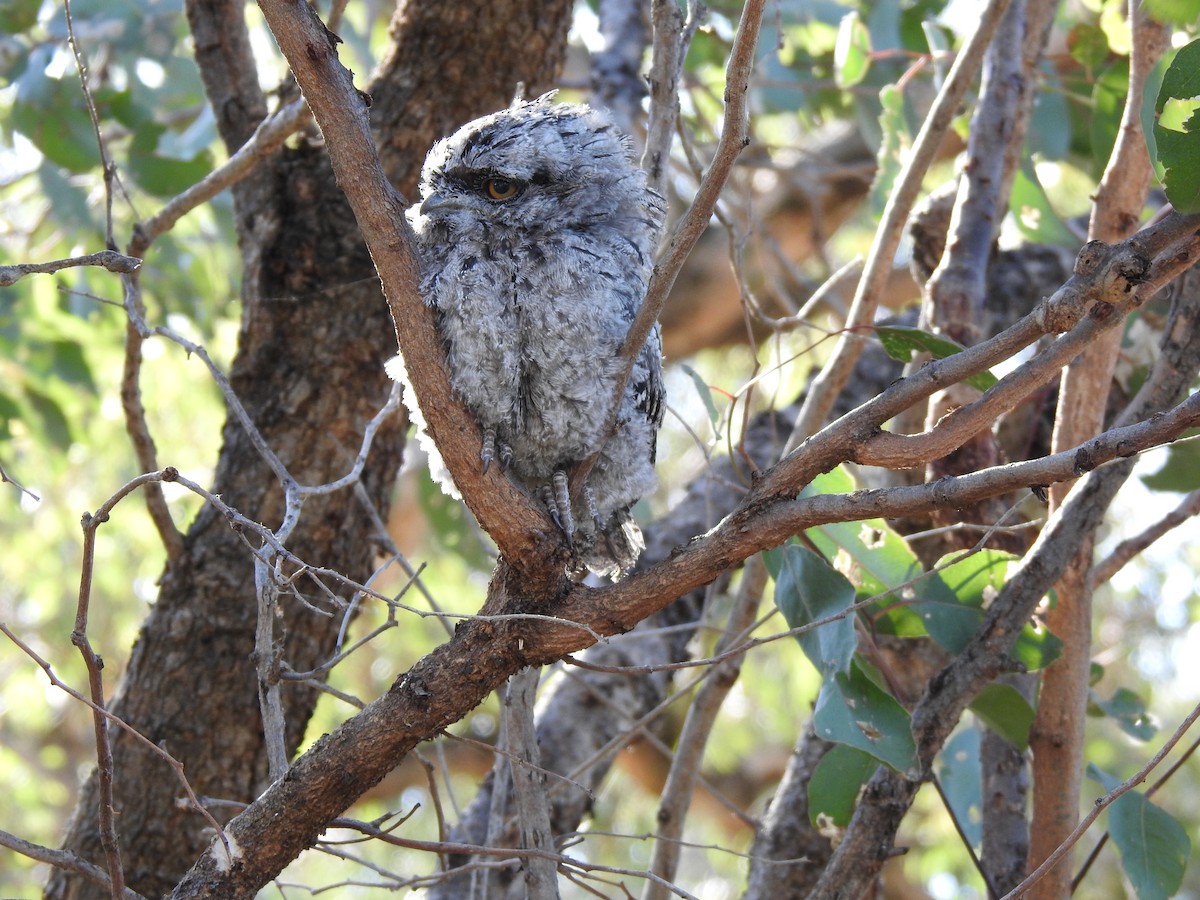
[641,0,704,194]
[1030,7,1172,890]
[0,250,141,287]
[129,98,312,257]
[1092,488,1200,584]
[505,669,560,899]
[0,609,227,859]
[787,0,1015,448]
[0,458,40,502]
[644,556,767,899]
[0,830,145,900]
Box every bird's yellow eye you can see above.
[483,177,520,201]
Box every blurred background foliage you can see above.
[1,0,1199,896]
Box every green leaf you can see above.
[0,390,21,441]
[968,683,1035,751]
[917,551,1062,671]
[680,363,723,438]
[1008,163,1079,248]
[833,12,871,89]
[937,727,983,848]
[1151,38,1200,213]
[802,474,934,638]
[22,386,72,450]
[1092,59,1129,178]
[813,660,918,773]
[12,62,102,173]
[128,124,213,197]
[869,83,907,216]
[37,161,99,233]
[1067,22,1111,70]
[1026,76,1072,161]
[766,544,857,678]
[1143,0,1200,26]
[1140,434,1200,492]
[1091,687,1157,741]
[808,744,878,828]
[50,340,98,394]
[1089,765,1192,900]
[873,326,999,392]
[0,0,38,32]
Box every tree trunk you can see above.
[46,2,571,896]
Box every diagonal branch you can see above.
[786,0,1016,449]
[254,0,559,574]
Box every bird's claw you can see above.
[481,427,496,473]
[481,428,513,474]
[542,470,575,547]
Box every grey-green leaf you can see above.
[766,544,857,678]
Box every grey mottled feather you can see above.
[388,96,666,578]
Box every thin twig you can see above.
[334,818,701,900]
[0,613,228,856]
[644,555,768,899]
[0,250,141,286]
[1072,732,1200,889]
[931,775,1000,900]
[0,459,40,501]
[574,0,766,495]
[786,0,1016,450]
[63,0,122,246]
[1091,488,1200,584]
[1002,699,1200,899]
[0,830,145,900]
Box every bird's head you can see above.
[412,96,654,239]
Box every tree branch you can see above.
[787,0,1015,448]
[1029,6,1171,892]
[254,0,558,575]
[0,250,141,286]
[0,830,145,900]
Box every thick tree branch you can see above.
[168,370,1200,896]
[160,3,1200,896]
[760,212,1200,497]
[254,0,560,575]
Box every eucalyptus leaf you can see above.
[833,12,870,89]
[680,363,723,437]
[1091,687,1157,741]
[1150,38,1200,212]
[813,660,918,773]
[968,683,1034,751]
[874,326,998,391]
[808,744,877,828]
[766,544,856,678]
[1089,765,1190,900]
[1009,163,1078,247]
[917,551,1062,672]
[937,727,983,849]
[1140,435,1200,492]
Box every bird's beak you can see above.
[419,192,468,215]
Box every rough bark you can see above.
[47,1,571,897]
[744,722,837,898]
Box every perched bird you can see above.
[389,95,666,578]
